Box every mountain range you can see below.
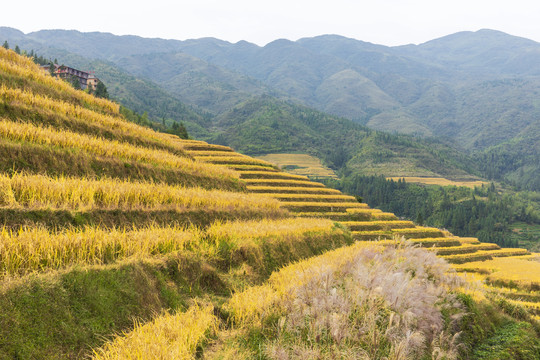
[0,27,538,190]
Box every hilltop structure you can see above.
[40,63,99,90]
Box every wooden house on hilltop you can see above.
[40,64,99,90]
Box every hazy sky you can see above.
[3,0,540,46]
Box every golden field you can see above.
[92,305,217,360]
[256,153,338,179]
[387,176,488,188]
[0,173,281,214]
[1,46,539,360]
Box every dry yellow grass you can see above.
[392,227,444,236]
[0,173,283,215]
[444,248,530,265]
[183,143,233,152]
[430,243,500,256]
[0,118,237,181]
[344,208,398,219]
[227,165,279,172]
[294,211,350,217]
[224,240,465,359]
[257,193,357,203]
[341,220,415,230]
[261,188,356,202]
[406,237,463,247]
[506,299,540,312]
[0,48,119,114]
[486,286,540,303]
[282,201,369,212]
[458,237,482,244]
[256,153,338,179]
[225,241,385,327]
[0,225,199,276]
[225,240,461,335]
[92,305,217,360]
[352,227,445,241]
[387,177,488,188]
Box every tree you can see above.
[416,212,424,226]
[170,122,189,139]
[72,77,81,90]
[2,41,9,49]
[48,62,56,76]
[14,45,20,54]
[95,81,109,99]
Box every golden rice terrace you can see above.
[0,47,539,359]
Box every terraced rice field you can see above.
[256,153,338,179]
[2,48,538,359]
[387,176,488,188]
[189,140,540,324]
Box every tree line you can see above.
[325,175,540,248]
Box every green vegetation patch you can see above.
[472,321,540,359]
[0,255,217,360]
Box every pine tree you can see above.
[2,41,8,49]
[48,62,56,76]
[95,81,109,99]
[170,122,189,139]
[14,45,20,54]
[72,77,81,90]
[416,212,424,226]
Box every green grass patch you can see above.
[472,321,540,359]
[0,254,217,360]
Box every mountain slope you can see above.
[0,27,209,132]
[2,27,538,189]
[211,96,480,179]
[115,51,279,115]
[395,29,540,76]
[1,46,539,359]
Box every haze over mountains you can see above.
[1,27,538,190]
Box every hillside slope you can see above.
[2,27,538,190]
[1,47,539,359]
[211,96,481,179]
[4,27,538,146]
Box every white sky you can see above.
[3,0,540,46]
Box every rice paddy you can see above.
[255,153,338,179]
[0,173,283,216]
[247,185,341,194]
[2,47,539,359]
[0,118,237,181]
[386,176,489,188]
[92,305,217,360]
